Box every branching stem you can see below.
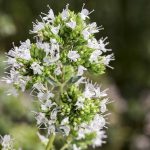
[46,134,55,150]
[60,143,69,150]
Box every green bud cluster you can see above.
[60,85,100,130]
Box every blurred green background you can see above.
[0,0,150,150]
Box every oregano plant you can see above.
[1,4,114,150]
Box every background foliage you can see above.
[0,0,150,150]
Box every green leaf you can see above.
[68,76,81,84]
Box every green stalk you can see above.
[60,143,69,150]
[46,134,55,150]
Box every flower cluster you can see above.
[0,135,15,150]
[3,4,114,150]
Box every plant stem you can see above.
[60,143,69,150]
[46,134,55,150]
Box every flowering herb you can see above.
[3,4,114,150]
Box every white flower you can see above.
[92,130,106,148]
[47,121,56,134]
[51,25,60,35]
[31,62,43,75]
[43,9,55,22]
[43,56,59,65]
[50,38,57,43]
[82,23,101,40]
[66,20,76,29]
[41,100,56,111]
[99,37,111,52]
[37,91,54,101]
[20,39,31,50]
[2,70,29,92]
[102,54,114,68]
[80,8,90,20]
[61,117,69,125]
[50,108,58,120]
[89,50,102,63]
[50,41,60,54]
[75,77,86,86]
[18,48,31,61]
[87,38,100,49]
[0,135,14,150]
[90,114,106,130]
[82,28,90,40]
[84,82,96,98]
[6,57,18,68]
[94,87,107,98]
[2,69,19,84]
[73,144,81,150]
[75,96,85,109]
[32,21,45,33]
[60,117,70,136]
[18,78,29,92]
[35,112,48,127]
[43,41,60,64]
[100,98,108,113]
[60,125,70,136]
[8,39,31,61]
[61,4,69,20]
[77,65,87,76]
[33,83,46,91]
[77,127,86,139]
[80,4,94,20]
[19,50,31,61]
[68,51,80,62]
[75,115,106,144]
[84,82,107,99]
[88,22,100,34]
[36,41,50,56]
[7,48,16,58]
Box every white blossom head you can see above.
[3,4,114,150]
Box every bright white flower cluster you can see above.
[0,135,15,150]
[3,4,114,150]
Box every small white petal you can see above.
[89,50,102,63]
[87,38,100,49]
[102,54,114,68]
[43,9,55,21]
[68,51,80,62]
[32,22,45,33]
[99,37,111,52]
[61,5,69,20]
[31,62,43,75]
[66,20,76,29]
[60,125,70,136]
[61,117,69,125]
[77,65,87,76]
[80,8,90,20]
[50,108,58,120]
[36,42,50,56]
[51,26,60,35]
[35,112,48,126]
[82,29,90,40]
[33,83,46,91]
[100,98,108,113]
